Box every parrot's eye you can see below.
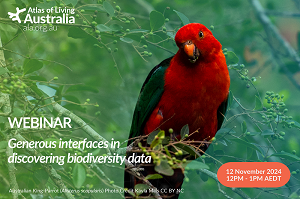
[199,31,204,38]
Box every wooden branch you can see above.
[249,0,300,68]
[51,100,112,155]
[0,30,19,199]
[265,10,300,18]
[5,137,18,199]
[52,100,162,198]
[199,169,251,199]
[292,0,300,11]
[13,133,75,199]
[260,35,300,90]
[124,160,162,199]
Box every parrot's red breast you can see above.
[143,23,230,141]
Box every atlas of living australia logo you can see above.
[8,6,75,32]
[8,7,26,23]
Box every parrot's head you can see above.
[175,23,222,63]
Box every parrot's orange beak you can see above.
[183,41,200,63]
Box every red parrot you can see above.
[125,23,230,199]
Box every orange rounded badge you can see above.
[217,162,290,187]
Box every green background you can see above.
[0,0,300,198]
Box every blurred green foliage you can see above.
[0,0,300,198]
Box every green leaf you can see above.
[228,90,233,108]
[231,138,263,154]
[126,189,135,197]
[73,163,86,189]
[162,147,170,158]
[91,148,100,156]
[0,67,8,75]
[214,150,225,156]
[63,104,85,113]
[129,29,149,33]
[134,183,149,190]
[298,32,300,52]
[249,131,261,136]
[157,130,165,138]
[28,76,47,81]
[64,0,78,6]
[149,11,165,31]
[145,174,163,180]
[97,24,112,32]
[226,51,239,65]
[286,120,300,128]
[254,95,262,110]
[167,31,175,39]
[23,59,43,75]
[154,160,174,176]
[186,161,209,170]
[18,0,28,5]
[199,171,209,182]
[146,130,158,144]
[63,95,81,104]
[109,24,123,31]
[173,10,190,25]
[217,139,227,146]
[53,85,64,100]
[289,190,299,199]
[66,85,99,93]
[247,147,254,159]
[134,184,149,196]
[150,139,161,150]
[120,37,133,43]
[29,83,42,96]
[261,129,274,136]
[43,92,54,112]
[36,1,56,9]
[280,61,300,74]
[12,108,25,117]
[256,150,264,161]
[148,34,164,43]
[270,151,300,161]
[241,121,247,134]
[215,128,235,138]
[254,144,265,156]
[175,143,201,158]
[0,141,8,149]
[0,116,7,124]
[103,1,115,17]
[150,130,164,149]
[234,98,240,108]
[180,124,189,139]
[80,5,105,11]
[33,169,49,185]
[0,24,17,44]
[0,24,17,33]
[68,27,88,39]
[162,136,170,145]
[29,84,53,112]
[228,91,239,110]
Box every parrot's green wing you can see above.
[128,56,174,141]
[217,95,228,130]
